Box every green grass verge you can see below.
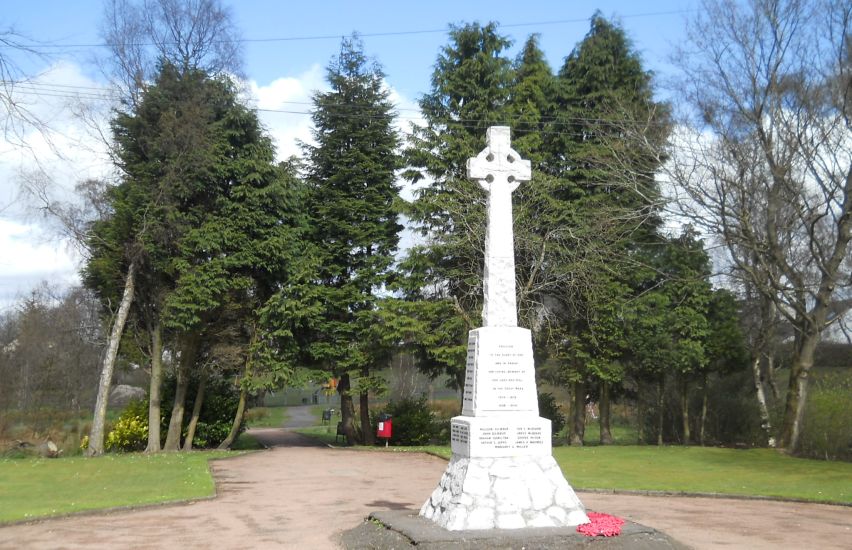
[554,421,639,446]
[296,425,452,457]
[295,428,852,504]
[309,404,336,424]
[295,425,339,445]
[230,432,263,451]
[554,445,852,503]
[245,406,289,428]
[0,451,234,523]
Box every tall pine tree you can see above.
[303,36,401,445]
[398,24,515,392]
[547,14,671,444]
[87,63,309,452]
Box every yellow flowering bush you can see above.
[105,399,149,452]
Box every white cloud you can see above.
[0,61,112,310]
[0,220,77,275]
[247,64,325,161]
[0,219,80,311]
[0,60,430,309]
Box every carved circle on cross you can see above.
[466,126,531,193]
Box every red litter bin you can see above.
[377,413,392,446]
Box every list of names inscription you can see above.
[451,422,545,452]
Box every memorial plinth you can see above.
[420,127,588,531]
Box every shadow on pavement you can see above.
[248,428,326,448]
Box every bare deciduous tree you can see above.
[101,0,242,106]
[667,0,852,452]
[0,29,54,151]
[0,284,103,415]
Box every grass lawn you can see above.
[296,425,342,446]
[244,406,288,428]
[296,426,451,457]
[0,451,233,524]
[230,432,263,451]
[309,404,338,424]
[557,421,639,446]
[555,445,852,503]
[295,428,852,504]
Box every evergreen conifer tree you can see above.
[86,63,309,452]
[303,36,401,445]
[397,24,516,393]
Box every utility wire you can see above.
[0,9,695,51]
[5,82,672,130]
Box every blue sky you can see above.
[6,0,696,96]
[0,0,698,309]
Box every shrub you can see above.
[191,421,231,449]
[798,370,852,461]
[538,392,566,437]
[244,408,269,425]
[430,399,461,420]
[159,372,242,449]
[381,396,434,446]
[105,399,148,452]
[431,418,452,445]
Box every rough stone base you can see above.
[419,454,589,530]
[341,510,690,550]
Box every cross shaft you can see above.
[466,127,531,327]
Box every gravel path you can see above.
[2,420,850,549]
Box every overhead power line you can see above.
[0,9,695,51]
[3,80,672,128]
[3,90,671,137]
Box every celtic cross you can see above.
[466,127,531,327]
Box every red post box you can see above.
[376,414,392,446]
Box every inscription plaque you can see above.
[461,327,538,416]
[450,416,550,457]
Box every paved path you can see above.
[2,419,850,549]
[280,404,318,429]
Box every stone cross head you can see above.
[466,126,531,192]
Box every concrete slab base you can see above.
[340,509,690,549]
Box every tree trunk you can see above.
[163,334,199,451]
[145,321,163,453]
[87,261,136,457]
[779,330,820,452]
[219,335,255,450]
[766,355,780,400]
[680,377,690,445]
[599,380,614,445]
[218,387,247,450]
[565,382,574,444]
[338,373,357,446]
[752,355,776,448]
[182,370,207,451]
[569,380,585,446]
[636,379,645,444]
[699,373,708,446]
[656,375,665,446]
[359,367,374,446]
